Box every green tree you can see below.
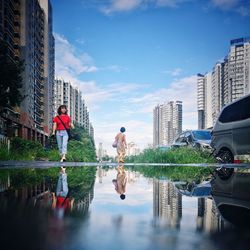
[0,41,24,109]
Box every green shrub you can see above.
[126,147,215,164]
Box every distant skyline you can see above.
[51,0,250,155]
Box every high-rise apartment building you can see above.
[38,0,54,133]
[0,0,21,61]
[197,74,205,129]
[204,72,213,129]
[0,0,54,144]
[228,38,250,101]
[20,0,45,132]
[89,122,94,139]
[54,78,92,134]
[197,73,213,129]
[211,63,222,124]
[153,101,182,147]
[198,37,250,128]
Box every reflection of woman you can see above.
[52,167,74,211]
[112,166,127,200]
[115,127,127,163]
[52,105,74,162]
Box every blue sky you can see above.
[51,0,250,155]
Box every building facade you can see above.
[38,0,54,133]
[0,0,54,145]
[153,101,182,147]
[197,74,205,129]
[0,0,21,61]
[54,78,93,136]
[204,72,213,129]
[198,37,250,128]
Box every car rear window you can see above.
[219,96,250,123]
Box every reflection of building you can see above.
[153,101,182,147]
[0,174,10,193]
[196,198,229,233]
[97,166,104,183]
[75,183,94,214]
[153,179,182,228]
[0,173,95,215]
[97,143,103,161]
[127,171,139,183]
[97,167,108,184]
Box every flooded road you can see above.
[0,165,249,250]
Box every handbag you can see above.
[112,139,118,148]
[57,115,71,140]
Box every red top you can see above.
[53,115,71,130]
[56,196,71,210]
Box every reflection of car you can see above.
[175,181,211,197]
[211,94,250,163]
[211,168,250,226]
[172,130,212,152]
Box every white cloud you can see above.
[96,75,198,156]
[237,5,250,16]
[210,0,250,16]
[156,0,191,7]
[101,0,144,14]
[76,38,85,45]
[100,65,127,73]
[82,0,250,16]
[54,33,98,76]
[211,0,239,10]
[98,0,193,14]
[55,32,198,157]
[162,67,182,76]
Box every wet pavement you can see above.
[0,165,250,250]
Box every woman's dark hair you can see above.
[57,105,68,115]
[120,194,126,200]
[120,127,126,133]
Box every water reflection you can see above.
[153,179,182,229]
[0,165,250,250]
[112,165,127,200]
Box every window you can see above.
[219,95,250,123]
[192,131,211,140]
[185,132,192,143]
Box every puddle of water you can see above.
[0,166,250,250]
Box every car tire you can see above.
[217,149,234,163]
[216,149,234,180]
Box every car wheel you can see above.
[216,149,234,180]
[217,149,234,163]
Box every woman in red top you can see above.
[52,105,74,162]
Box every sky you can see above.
[51,0,250,155]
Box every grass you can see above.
[126,147,216,164]
[0,137,96,162]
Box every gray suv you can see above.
[172,130,212,152]
[211,94,250,163]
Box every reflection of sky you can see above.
[71,168,215,250]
